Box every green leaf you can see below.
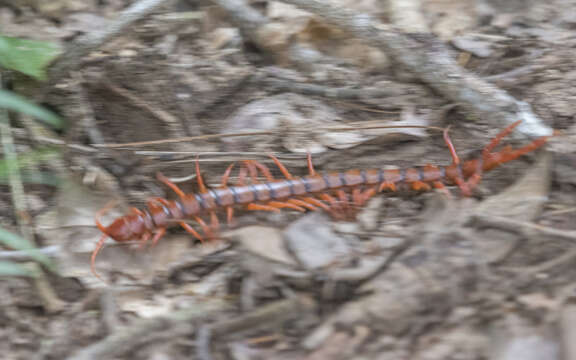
[0,89,63,129]
[0,35,61,80]
[0,227,54,270]
[0,261,37,277]
[0,147,60,179]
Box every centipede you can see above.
[92,120,549,279]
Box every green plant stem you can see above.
[0,73,34,241]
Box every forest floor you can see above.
[2,0,576,359]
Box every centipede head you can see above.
[92,201,148,281]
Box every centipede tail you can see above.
[92,122,550,279]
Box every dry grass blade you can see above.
[94,125,444,148]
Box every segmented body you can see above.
[92,121,549,279]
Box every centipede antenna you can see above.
[95,200,119,234]
[91,235,107,281]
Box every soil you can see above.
[2,0,576,359]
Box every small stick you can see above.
[472,214,576,243]
[50,0,171,77]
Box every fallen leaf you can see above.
[284,212,353,270]
[475,152,552,221]
[229,225,296,266]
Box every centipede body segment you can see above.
[92,121,549,279]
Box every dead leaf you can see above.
[229,225,296,266]
[222,93,360,153]
[284,213,354,270]
[475,152,552,221]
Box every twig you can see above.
[261,77,428,100]
[471,214,576,243]
[102,80,188,141]
[276,0,552,138]
[66,300,228,360]
[27,262,67,313]
[505,247,576,276]
[212,295,315,337]
[196,295,316,360]
[50,0,171,78]
[95,124,443,148]
[71,72,106,145]
[484,65,542,88]
[95,130,276,148]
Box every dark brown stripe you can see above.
[249,184,260,201]
[208,189,221,206]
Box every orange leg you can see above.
[250,160,275,181]
[138,232,151,249]
[318,193,347,219]
[195,156,208,193]
[157,173,186,198]
[238,166,248,186]
[378,182,397,192]
[337,190,356,219]
[410,181,432,192]
[220,164,237,226]
[306,152,317,176]
[267,201,307,212]
[359,187,377,205]
[433,181,452,198]
[243,160,261,183]
[209,211,220,235]
[287,198,318,211]
[180,222,204,242]
[336,190,348,204]
[268,154,294,180]
[226,207,235,226]
[442,128,474,195]
[220,163,236,187]
[443,126,461,165]
[246,203,282,212]
[352,188,363,207]
[451,176,472,197]
[151,228,166,247]
[300,196,330,212]
[194,216,214,239]
[319,193,339,207]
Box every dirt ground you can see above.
[2,0,576,359]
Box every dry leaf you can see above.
[284,213,354,270]
[229,225,296,266]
